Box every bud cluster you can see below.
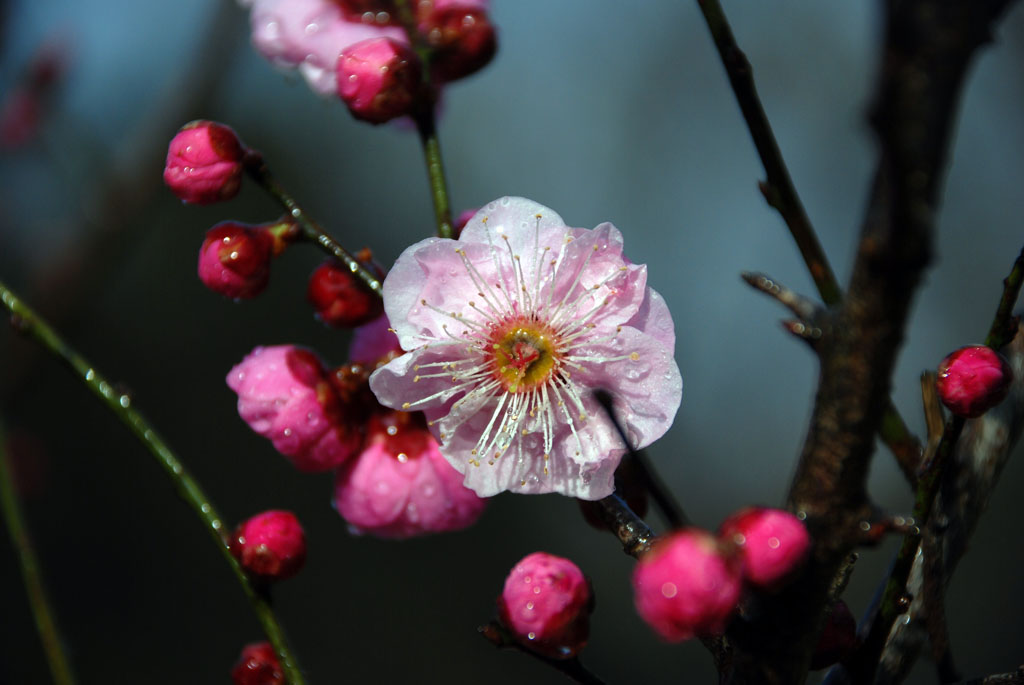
[227,316,487,539]
[632,507,810,643]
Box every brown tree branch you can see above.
[720,1,1019,682]
[697,0,924,483]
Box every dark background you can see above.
[1,1,1022,683]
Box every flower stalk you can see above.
[0,279,307,685]
[244,153,383,297]
[0,423,77,685]
[393,0,456,239]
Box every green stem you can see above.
[0,281,307,685]
[695,0,923,482]
[0,424,77,685]
[392,0,456,239]
[415,115,455,239]
[245,154,383,297]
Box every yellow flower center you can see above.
[490,321,559,393]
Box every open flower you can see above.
[370,197,682,499]
[238,0,492,98]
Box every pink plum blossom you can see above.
[498,551,591,658]
[227,345,361,472]
[237,0,490,98]
[369,197,682,500]
[632,529,743,642]
[333,410,486,538]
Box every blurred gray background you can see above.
[1,1,1022,683]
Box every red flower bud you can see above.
[231,642,283,685]
[936,344,1013,418]
[308,259,384,327]
[230,511,307,583]
[163,120,245,204]
[418,4,496,81]
[198,222,275,299]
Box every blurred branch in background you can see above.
[0,422,76,685]
[0,278,306,684]
[0,1,245,410]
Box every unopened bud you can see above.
[227,345,361,472]
[632,529,742,642]
[308,259,384,328]
[231,641,283,685]
[936,344,1012,418]
[163,120,245,204]
[230,510,307,582]
[498,552,591,659]
[418,3,496,81]
[718,507,810,590]
[337,38,421,123]
[198,222,275,299]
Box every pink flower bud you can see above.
[336,37,421,123]
[163,120,245,204]
[417,3,496,81]
[632,529,742,642]
[230,510,307,582]
[307,259,384,327]
[498,552,591,659]
[227,345,361,472]
[811,600,857,670]
[333,411,486,538]
[719,507,810,590]
[936,344,1013,418]
[452,207,479,238]
[198,222,274,299]
[231,641,283,685]
[349,314,402,366]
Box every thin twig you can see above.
[591,493,655,558]
[393,0,456,239]
[851,244,1024,681]
[244,154,383,297]
[593,389,689,529]
[0,281,307,685]
[960,668,1024,685]
[984,244,1024,350]
[922,528,959,684]
[0,423,77,685]
[479,622,606,685]
[703,0,924,483]
[695,0,840,306]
